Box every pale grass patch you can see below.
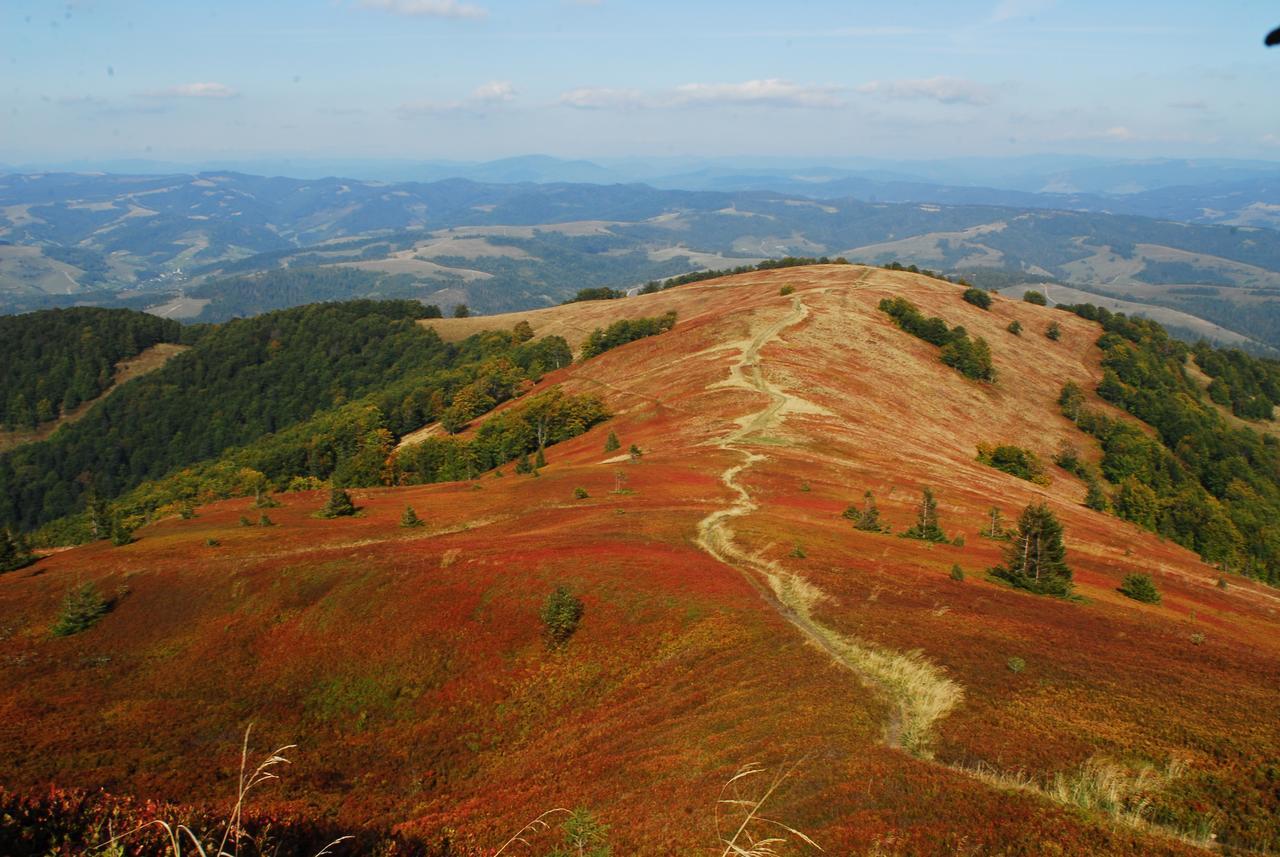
[964,756,1216,848]
[95,725,349,857]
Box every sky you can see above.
[2,0,1278,165]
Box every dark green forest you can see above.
[0,301,448,530]
[1,308,182,430]
[1059,303,1280,583]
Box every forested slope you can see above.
[1,307,182,430]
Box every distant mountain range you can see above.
[3,164,1280,350]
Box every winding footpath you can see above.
[693,292,962,757]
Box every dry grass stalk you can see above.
[94,724,350,857]
[716,761,822,857]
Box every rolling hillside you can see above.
[2,267,1279,855]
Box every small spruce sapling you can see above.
[604,431,620,453]
[110,519,137,545]
[1118,573,1161,604]
[401,505,424,527]
[901,488,948,543]
[51,581,109,637]
[541,585,584,648]
[628,444,643,462]
[319,487,357,518]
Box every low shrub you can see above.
[1118,573,1161,604]
[540,586,584,648]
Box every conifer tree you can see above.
[993,502,1073,596]
[848,490,890,533]
[515,453,533,474]
[535,447,547,468]
[0,527,34,573]
[51,581,109,636]
[110,518,136,546]
[604,431,620,453]
[901,489,947,542]
[319,487,356,518]
[981,506,1009,540]
[1084,478,1110,512]
[401,505,424,527]
[629,444,643,461]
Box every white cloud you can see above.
[559,79,844,110]
[559,87,647,110]
[856,77,994,106]
[140,82,238,99]
[397,80,515,118]
[471,80,516,103]
[359,0,487,19]
[670,79,844,108]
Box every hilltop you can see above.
[2,266,1279,855]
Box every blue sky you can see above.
[3,0,1278,163]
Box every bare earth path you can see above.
[694,291,963,757]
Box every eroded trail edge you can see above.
[694,294,962,757]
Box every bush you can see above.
[779,285,795,296]
[541,585,584,648]
[51,582,109,637]
[1007,320,1022,336]
[789,544,807,559]
[257,513,274,527]
[950,564,965,581]
[110,519,136,546]
[205,537,220,546]
[1023,290,1048,306]
[629,444,643,461]
[604,431,620,453]
[1007,656,1026,673]
[977,443,1048,484]
[1046,322,1062,341]
[318,487,357,518]
[962,288,992,309]
[573,487,589,499]
[1118,573,1161,604]
[239,515,253,527]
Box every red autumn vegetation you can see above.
[2,266,1278,855]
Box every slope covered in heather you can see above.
[2,266,1279,856]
